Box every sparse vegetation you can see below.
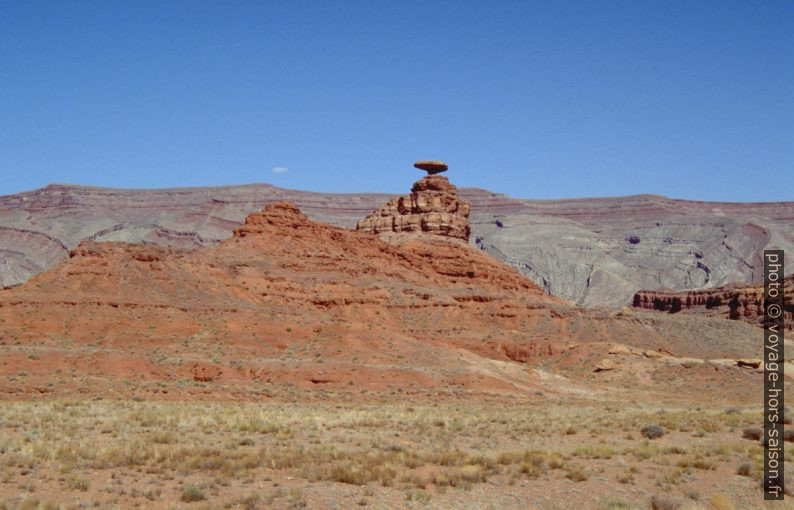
[0,401,777,507]
[600,498,642,510]
[709,493,736,510]
[736,460,753,477]
[67,476,89,491]
[181,485,206,502]
[641,424,665,439]
[650,495,679,510]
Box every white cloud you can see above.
[271,166,289,174]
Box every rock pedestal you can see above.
[356,174,471,241]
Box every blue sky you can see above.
[1,1,792,201]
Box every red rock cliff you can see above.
[632,274,794,330]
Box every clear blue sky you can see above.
[1,1,792,201]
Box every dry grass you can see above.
[0,400,780,508]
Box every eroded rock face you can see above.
[0,199,766,401]
[632,274,794,330]
[234,201,312,236]
[356,175,471,241]
[2,183,793,308]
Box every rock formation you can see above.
[0,200,766,401]
[356,170,471,241]
[413,160,448,174]
[632,274,794,330]
[2,183,793,308]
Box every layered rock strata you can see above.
[356,175,471,241]
[633,274,794,330]
[2,182,793,308]
[0,200,766,401]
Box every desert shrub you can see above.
[709,494,735,510]
[150,431,175,444]
[742,428,762,441]
[628,443,659,460]
[452,464,487,487]
[650,495,680,510]
[405,490,431,504]
[565,464,588,482]
[518,454,547,478]
[599,498,642,509]
[574,444,614,459]
[547,453,565,469]
[67,476,89,491]
[676,456,715,471]
[9,500,60,510]
[181,485,206,502]
[233,493,261,510]
[287,488,306,508]
[786,474,794,496]
[617,471,634,484]
[307,459,396,487]
[641,424,665,439]
[736,460,753,477]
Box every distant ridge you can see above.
[1,182,792,307]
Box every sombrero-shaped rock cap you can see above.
[413,160,448,174]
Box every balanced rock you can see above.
[414,160,448,174]
[356,174,470,241]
